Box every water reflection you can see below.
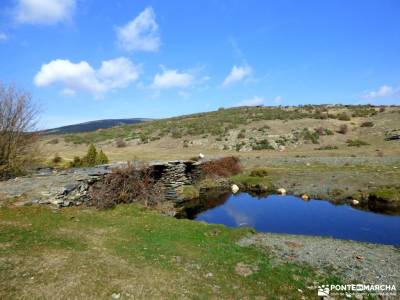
[178,193,400,245]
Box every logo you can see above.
[317,284,396,297]
[318,285,330,297]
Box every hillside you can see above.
[44,118,152,134]
[40,105,400,162]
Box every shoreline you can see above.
[238,232,400,288]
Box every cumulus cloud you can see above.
[236,96,283,107]
[236,96,266,107]
[152,67,194,89]
[34,57,140,96]
[222,65,252,86]
[116,7,160,52]
[363,85,399,99]
[14,0,76,25]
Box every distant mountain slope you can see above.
[45,118,152,134]
[59,105,400,147]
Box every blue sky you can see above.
[0,0,399,129]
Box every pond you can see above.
[178,192,400,246]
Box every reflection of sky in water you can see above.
[195,194,400,245]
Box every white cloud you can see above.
[236,96,266,107]
[152,67,194,89]
[236,95,283,107]
[222,65,252,86]
[116,7,160,52]
[363,85,399,99]
[97,57,140,89]
[14,0,76,25]
[0,32,8,41]
[34,57,140,96]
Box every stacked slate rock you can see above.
[186,161,202,183]
[159,161,191,201]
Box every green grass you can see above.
[176,185,199,200]
[346,139,370,147]
[231,173,274,191]
[0,204,337,299]
[371,186,400,202]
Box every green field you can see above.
[0,204,338,299]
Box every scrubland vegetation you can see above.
[61,104,382,146]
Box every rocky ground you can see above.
[238,233,400,288]
[0,165,123,208]
[1,155,399,213]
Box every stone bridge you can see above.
[0,160,204,207]
[150,160,202,200]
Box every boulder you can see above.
[301,194,310,201]
[231,184,239,194]
[277,188,286,195]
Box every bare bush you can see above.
[337,112,351,121]
[338,124,348,134]
[47,138,59,144]
[201,156,242,177]
[52,153,62,164]
[0,83,39,179]
[360,121,374,127]
[115,138,127,148]
[88,163,162,209]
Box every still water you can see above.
[182,193,400,245]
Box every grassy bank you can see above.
[0,204,339,299]
[230,159,400,208]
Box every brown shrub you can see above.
[52,153,62,164]
[337,112,351,121]
[314,127,325,135]
[115,138,127,148]
[338,124,348,134]
[360,121,374,127]
[201,156,242,177]
[47,138,59,144]
[89,163,162,209]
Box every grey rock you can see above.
[62,184,78,195]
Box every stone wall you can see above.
[150,160,202,201]
[0,160,204,208]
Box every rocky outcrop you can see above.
[0,160,204,208]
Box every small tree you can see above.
[69,156,83,168]
[0,83,39,179]
[96,150,109,165]
[84,144,97,166]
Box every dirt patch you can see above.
[234,262,259,277]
